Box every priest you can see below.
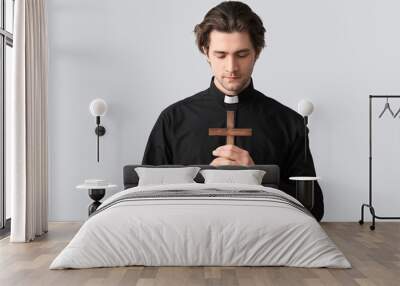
[142,1,324,221]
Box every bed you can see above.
[50,165,350,269]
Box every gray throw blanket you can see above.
[91,188,312,218]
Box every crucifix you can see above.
[208,95,252,145]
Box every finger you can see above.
[210,157,237,166]
[212,149,240,161]
[213,151,255,166]
[214,158,236,166]
[215,144,245,153]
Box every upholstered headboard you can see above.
[123,165,280,189]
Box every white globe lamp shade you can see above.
[297,100,314,117]
[89,99,108,117]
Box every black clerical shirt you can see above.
[142,78,324,221]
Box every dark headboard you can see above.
[123,165,280,189]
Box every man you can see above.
[142,1,324,221]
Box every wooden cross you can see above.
[209,110,252,145]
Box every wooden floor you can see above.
[0,222,399,286]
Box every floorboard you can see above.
[0,222,399,286]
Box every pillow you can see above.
[200,169,266,185]
[135,167,201,186]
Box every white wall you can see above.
[47,0,400,221]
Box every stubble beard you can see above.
[216,76,251,96]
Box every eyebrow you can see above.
[213,49,251,54]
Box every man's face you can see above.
[205,30,258,96]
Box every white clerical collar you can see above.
[224,95,239,104]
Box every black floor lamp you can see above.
[290,99,318,211]
[297,99,314,163]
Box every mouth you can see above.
[225,76,240,80]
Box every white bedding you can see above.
[50,183,351,269]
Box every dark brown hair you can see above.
[194,1,266,55]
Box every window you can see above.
[0,0,14,234]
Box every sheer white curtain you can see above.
[8,0,48,242]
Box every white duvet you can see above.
[50,183,351,269]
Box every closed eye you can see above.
[214,52,226,59]
[213,51,250,59]
[237,52,250,58]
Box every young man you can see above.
[142,1,324,221]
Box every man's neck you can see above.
[214,77,251,96]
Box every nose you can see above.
[225,55,239,73]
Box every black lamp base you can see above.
[295,181,315,211]
[88,189,105,216]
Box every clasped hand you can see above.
[210,144,254,166]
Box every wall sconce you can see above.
[89,98,107,162]
[297,99,314,162]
